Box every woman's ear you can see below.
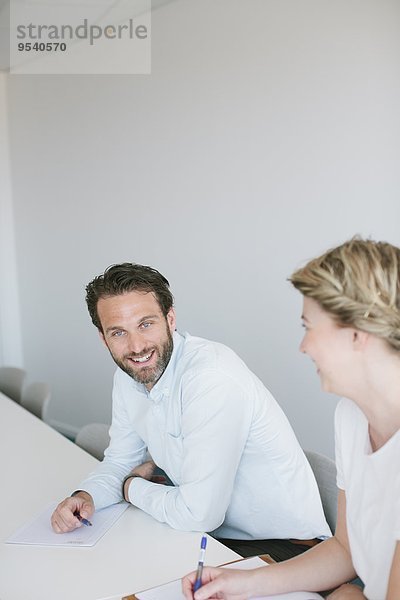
[352,329,369,350]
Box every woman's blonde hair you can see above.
[289,237,400,351]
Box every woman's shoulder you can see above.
[335,397,366,432]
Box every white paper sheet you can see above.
[135,556,323,600]
[6,501,129,547]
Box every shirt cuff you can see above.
[127,476,154,507]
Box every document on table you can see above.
[130,556,323,600]
[6,501,128,547]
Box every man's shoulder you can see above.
[177,332,263,395]
[180,332,243,371]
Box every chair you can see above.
[305,450,365,590]
[0,366,27,403]
[75,423,110,460]
[21,381,51,421]
[305,449,338,533]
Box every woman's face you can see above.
[300,297,357,396]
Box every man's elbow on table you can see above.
[165,499,226,533]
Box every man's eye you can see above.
[112,330,125,337]
[140,322,151,329]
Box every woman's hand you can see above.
[182,566,261,600]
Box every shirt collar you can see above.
[147,330,184,403]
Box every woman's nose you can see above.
[299,336,307,354]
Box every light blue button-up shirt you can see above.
[80,331,330,539]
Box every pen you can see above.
[193,534,207,592]
[74,511,92,527]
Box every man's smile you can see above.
[128,350,155,365]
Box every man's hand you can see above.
[123,460,168,502]
[130,459,157,480]
[51,491,94,533]
[327,583,366,599]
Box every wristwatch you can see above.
[70,490,86,497]
[122,473,136,502]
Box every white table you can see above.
[0,393,239,600]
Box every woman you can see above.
[182,238,400,600]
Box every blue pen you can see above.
[74,511,92,527]
[193,535,207,592]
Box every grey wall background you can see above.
[4,0,400,457]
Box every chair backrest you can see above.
[305,449,338,534]
[21,381,51,420]
[75,423,110,461]
[0,366,27,403]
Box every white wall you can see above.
[0,73,23,367]
[6,0,400,455]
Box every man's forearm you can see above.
[122,460,157,501]
[70,490,93,502]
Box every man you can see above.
[51,263,330,560]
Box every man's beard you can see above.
[111,327,174,387]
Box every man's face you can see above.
[97,291,176,390]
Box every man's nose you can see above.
[127,334,146,355]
